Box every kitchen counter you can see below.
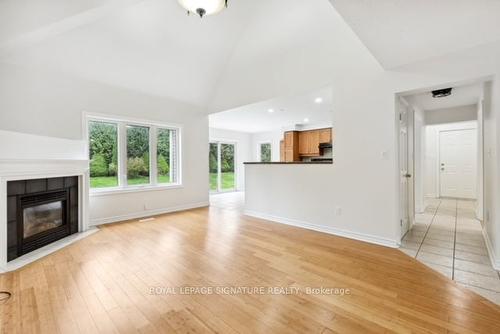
[244,161,332,165]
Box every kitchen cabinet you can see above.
[280,140,285,162]
[319,128,332,144]
[282,128,332,160]
[298,130,320,156]
[283,131,300,162]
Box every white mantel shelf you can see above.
[0,158,91,272]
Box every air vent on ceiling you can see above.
[432,88,452,98]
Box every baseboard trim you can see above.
[244,210,399,248]
[482,228,500,271]
[91,201,210,226]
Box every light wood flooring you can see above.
[1,193,500,333]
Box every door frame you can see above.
[209,140,238,193]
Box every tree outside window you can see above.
[260,143,272,162]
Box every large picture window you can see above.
[87,116,181,191]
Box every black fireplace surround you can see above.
[7,177,79,261]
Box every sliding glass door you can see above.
[209,142,236,192]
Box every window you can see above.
[127,125,150,185]
[87,116,181,192]
[157,128,176,184]
[89,121,119,188]
[260,143,272,162]
[209,142,236,192]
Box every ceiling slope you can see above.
[330,0,500,69]
[1,0,380,112]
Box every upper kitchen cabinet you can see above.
[283,131,300,162]
[299,130,320,156]
[319,128,332,144]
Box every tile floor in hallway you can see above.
[400,198,500,305]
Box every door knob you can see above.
[405,173,412,178]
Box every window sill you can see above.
[90,183,183,197]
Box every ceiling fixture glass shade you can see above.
[178,0,228,18]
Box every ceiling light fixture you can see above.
[314,97,323,104]
[178,0,228,18]
[303,118,310,123]
[268,109,275,113]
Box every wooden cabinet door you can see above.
[280,140,285,162]
[284,132,293,148]
[298,131,309,155]
[319,128,332,143]
[308,130,320,155]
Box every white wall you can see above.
[477,91,484,220]
[209,128,252,191]
[0,62,209,224]
[423,121,478,199]
[424,105,478,125]
[220,4,500,264]
[413,106,425,213]
[251,130,283,162]
[0,130,86,160]
[482,81,499,267]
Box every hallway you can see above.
[400,198,500,304]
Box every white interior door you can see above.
[399,103,410,237]
[439,129,477,199]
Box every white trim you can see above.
[482,227,500,271]
[89,183,183,196]
[84,111,183,129]
[0,228,99,273]
[90,201,209,226]
[244,210,400,249]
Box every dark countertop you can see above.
[244,161,333,165]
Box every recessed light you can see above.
[268,108,275,113]
[314,97,323,104]
[303,118,309,123]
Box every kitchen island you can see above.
[244,161,334,235]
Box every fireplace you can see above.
[7,177,79,261]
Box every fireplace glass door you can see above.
[23,201,64,238]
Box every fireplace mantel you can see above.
[0,158,93,272]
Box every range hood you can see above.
[319,143,332,149]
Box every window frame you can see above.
[84,112,182,196]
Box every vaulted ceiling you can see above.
[330,0,500,69]
[1,0,499,113]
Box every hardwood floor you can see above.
[1,197,500,333]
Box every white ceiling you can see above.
[330,0,500,69]
[2,0,494,114]
[406,83,481,111]
[0,0,346,111]
[0,0,261,107]
[209,87,333,133]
